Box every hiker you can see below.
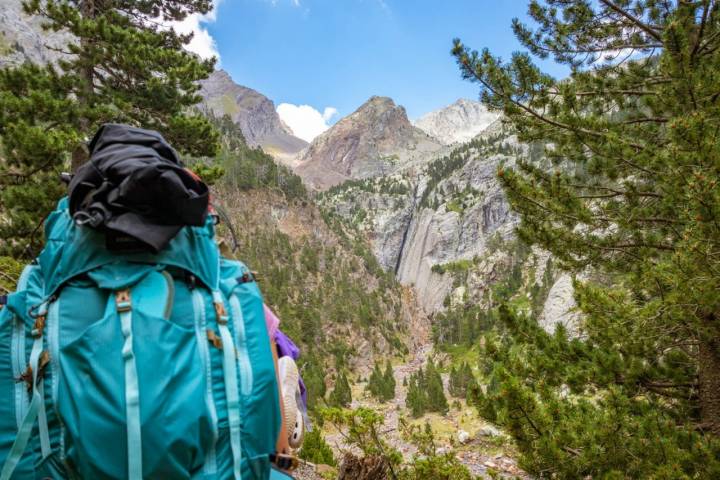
[0,124,304,479]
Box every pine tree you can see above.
[406,362,448,417]
[424,359,448,414]
[453,1,720,477]
[367,362,386,401]
[302,358,327,411]
[367,360,396,402]
[329,371,352,408]
[460,362,477,402]
[382,360,396,401]
[405,373,426,418]
[0,0,219,257]
[449,362,477,400]
[448,365,460,398]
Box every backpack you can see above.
[0,197,291,479]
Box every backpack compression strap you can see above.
[115,289,143,480]
[191,288,219,475]
[0,301,52,480]
[213,291,243,480]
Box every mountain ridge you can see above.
[197,69,309,156]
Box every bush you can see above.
[299,428,336,466]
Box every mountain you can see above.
[294,96,445,190]
[414,98,501,145]
[197,70,308,157]
[319,122,579,335]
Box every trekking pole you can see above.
[214,203,240,253]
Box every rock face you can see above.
[321,123,521,312]
[540,273,581,336]
[414,99,501,145]
[321,114,582,334]
[295,96,445,190]
[198,70,308,155]
[0,0,72,66]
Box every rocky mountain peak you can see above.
[294,96,444,190]
[361,95,400,109]
[197,69,307,156]
[414,98,501,145]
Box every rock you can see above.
[414,99,501,145]
[479,425,502,437]
[457,430,471,444]
[0,0,73,67]
[540,273,582,337]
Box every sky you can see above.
[177,0,569,142]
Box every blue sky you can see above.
[183,0,568,140]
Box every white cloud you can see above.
[170,1,223,62]
[277,104,339,142]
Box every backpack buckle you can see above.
[206,329,223,350]
[214,301,229,325]
[31,316,46,338]
[115,290,132,313]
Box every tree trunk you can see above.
[71,144,88,172]
[71,0,96,172]
[698,332,720,435]
[338,453,390,480]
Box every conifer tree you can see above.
[454,1,720,476]
[302,359,327,411]
[367,362,386,401]
[406,362,448,417]
[449,362,477,399]
[449,366,460,398]
[329,371,352,408]
[382,360,396,400]
[0,0,219,256]
[405,373,426,418]
[424,359,448,414]
[367,360,397,402]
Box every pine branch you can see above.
[599,0,664,42]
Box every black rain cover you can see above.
[68,123,210,253]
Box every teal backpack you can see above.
[0,198,290,479]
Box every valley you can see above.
[5,2,715,478]
[189,68,576,478]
